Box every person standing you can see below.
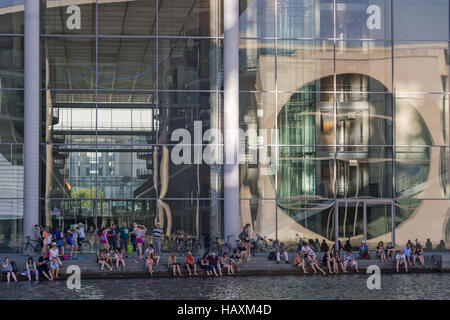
[130,222,137,252]
[77,223,85,248]
[119,222,130,258]
[55,226,64,256]
[152,222,164,256]
[108,223,118,251]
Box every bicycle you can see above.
[19,236,41,256]
[78,238,91,253]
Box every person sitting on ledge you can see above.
[402,243,413,265]
[413,243,425,266]
[359,240,370,259]
[237,241,248,262]
[97,249,112,271]
[376,241,387,262]
[220,252,235,275]
[293,251,308,273]
[305,249,326,275]
[199,253,211,276]
[322,249,335,274]
[168,252,182,277]
[396,250,408,272]
[333,251,345,273]
[230,249,242,272]
[343,250,359,273]
[275,242,289,264]
[1,257,17,283]
[184,251,198,276]
[385,242,395,260]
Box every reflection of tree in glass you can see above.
[71,187,104,209]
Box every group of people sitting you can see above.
[1,252,64,283]
[167,247,250,277]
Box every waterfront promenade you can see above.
[1,251,448,281]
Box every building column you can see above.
[223,0,240,240]
[23,0,40,239]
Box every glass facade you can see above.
[0,0,449,252]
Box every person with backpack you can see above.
[54,226,64,256]
[239,224,252,261]
[2,257,18,282]
[99,227,110,251]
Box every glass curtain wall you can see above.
[239,0,450,251]
[0,3,24,252]
[40,0,223,252]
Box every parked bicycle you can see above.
[19,236,41,256]
[250,234,268,256]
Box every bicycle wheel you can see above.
[193,242,201,256]
[79,240,91,253]
[20,243,33,256]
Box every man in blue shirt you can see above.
[402,243,413,265]
[359,240,370,259]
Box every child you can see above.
[145,252,154,276]
[275,242,290,264]
[97,250,112,271]
[49,242,63,267]
[114,249,126,270]
[293,251,308,274]
[50,257,60,279]
[69,225,78,259]
[145,243,160,266]
[26,257,39,281]
[396,250,408,272]
[343,250,359,273]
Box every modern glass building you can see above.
[0,0,449,252]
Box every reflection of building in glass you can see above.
[0,0,449,252]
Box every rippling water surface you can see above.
[0,274,448,300]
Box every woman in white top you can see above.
[49,242,63,267]
[396,250,408,272]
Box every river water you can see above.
[0,274,448,300]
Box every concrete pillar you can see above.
[23,0,40,239]
[223,0,240,241]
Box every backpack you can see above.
[10,261,17,272]
[268,251,276,261]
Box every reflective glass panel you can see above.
[239,39,275,91]
[239,0,275,38]
[277,0,334,39]
[395,94,449,146]
[394,41,450,93]
[0,36,24,88]
[98,38,157,91]
[335,41,392,91]
[0,144,23,199]
[0,90,23,143]
[0,1,23,34]
[43,37,96,89]
[276,40,334,92]
[394,0,449,41]
[159,0,220,36]
[159,38,218,91]
[336,146,393,198]
[98,0,156,35]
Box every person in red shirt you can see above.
[184,251,198,276]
